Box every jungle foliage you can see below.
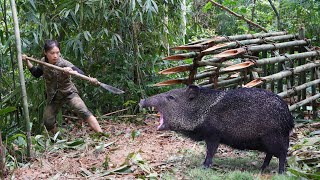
[1,0,320,178]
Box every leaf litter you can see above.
[9,116,320,179]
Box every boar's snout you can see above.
[139,99,147,108]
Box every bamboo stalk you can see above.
[278,79,320,98]
[0,130,6,178]
[10,0,32,158]
[289,93,320,111]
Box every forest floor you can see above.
[9,114,308,179]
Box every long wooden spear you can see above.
[25,56,125,94]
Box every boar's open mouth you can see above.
[157,111,169,131]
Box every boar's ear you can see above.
[187,85,200,100]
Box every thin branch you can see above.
[267,0,280,30]
[249,0,256,31]
[208,0,268,32]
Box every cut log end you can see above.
[223,61,255,72]
[153,79,185,86]
[158,65,192,75]
[243,78,264,88]
[214,48,246,58]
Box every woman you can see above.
[22,40,102,133]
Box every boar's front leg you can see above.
[203,139,220,168]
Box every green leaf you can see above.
[28,0,37,10]
[75,3,80,14]
[203,2,213,13]
[131,130,140,140]
[65,139,85,147]
[0,107,17,116]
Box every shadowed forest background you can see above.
[1,0,320,179]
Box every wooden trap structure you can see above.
[156,29,320,118]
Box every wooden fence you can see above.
[155,28,320,118]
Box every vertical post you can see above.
[10,0,31,158]
[262,51,267,89]
[298,27,306,110]
[311,64,318,119]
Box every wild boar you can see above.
[139,85,294,173]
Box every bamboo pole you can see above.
[278,79,320,98]
[289,93,320,111]
[203,75,250,88]
[221,51,320,70]
[10,0,31,158]
[299,27,307,109]
[214,39,310,58]
[244,61,320,87]
[262,51,268,89]
[202,34,298,54]
[172,31,287,50]
[311,66,318,119]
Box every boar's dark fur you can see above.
[139,85,294,173]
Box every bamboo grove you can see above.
[156,28,320,117]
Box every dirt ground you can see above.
[9,114,306,180]
[11,117,208,179]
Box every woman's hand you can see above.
[22,54,28,61]
[89,77,99,86]
[22,54,33,69]
[62,67,73,74]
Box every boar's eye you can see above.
[166,95,175,100]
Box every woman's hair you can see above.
[43,40,60,52]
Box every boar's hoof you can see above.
[202,162,213,169]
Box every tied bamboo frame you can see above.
[156,29,320,117]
